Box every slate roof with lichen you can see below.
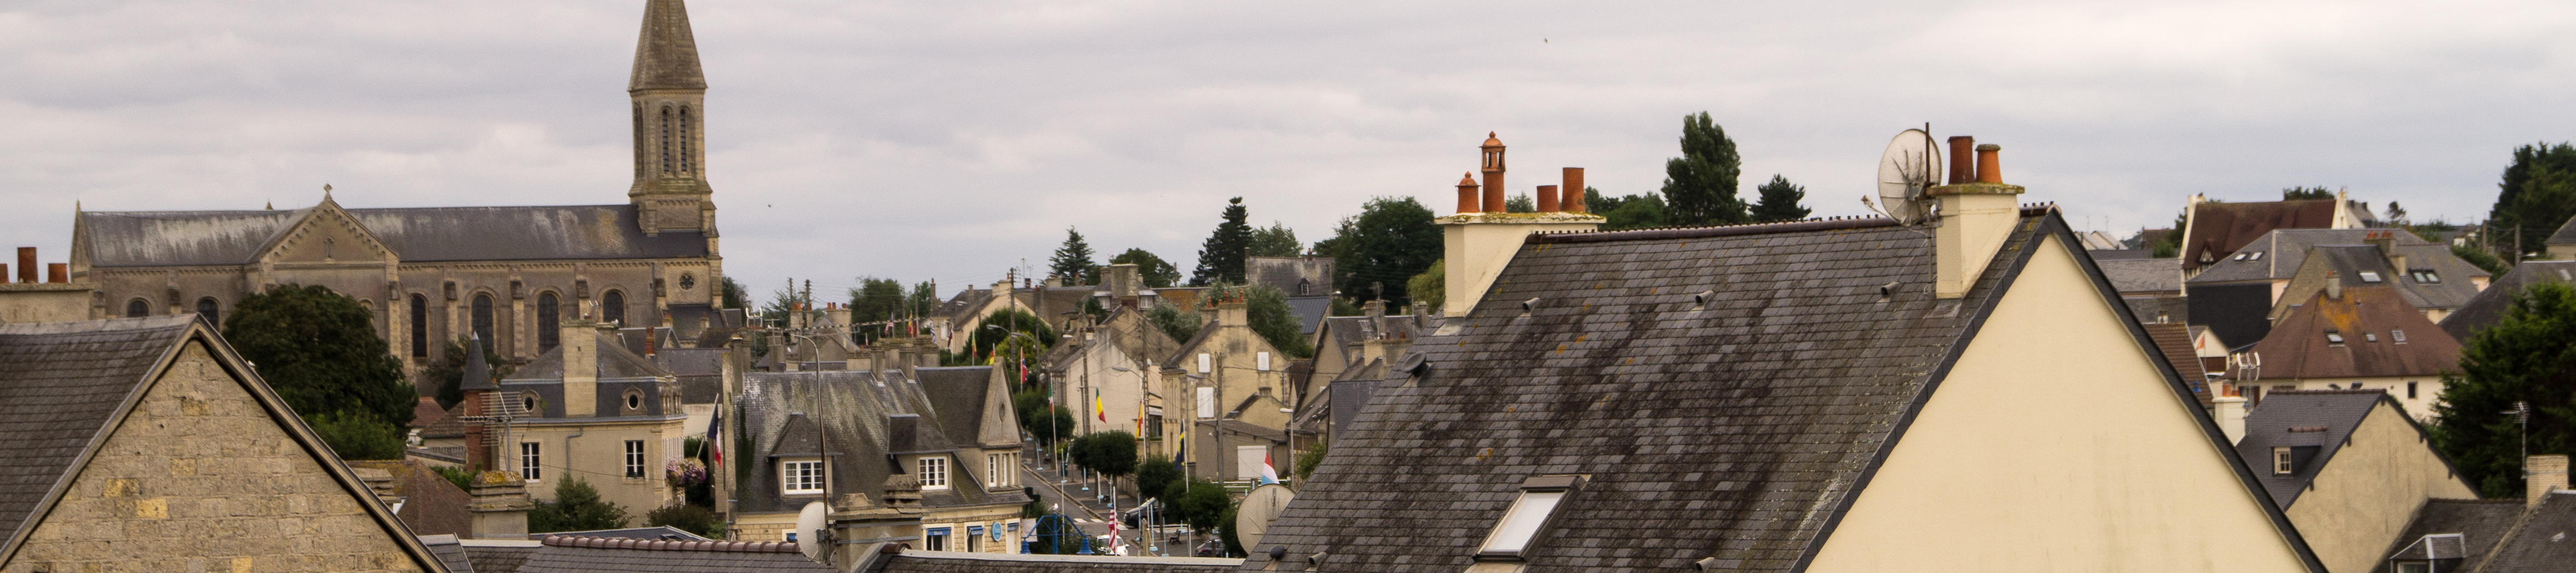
[515,535,823,573]
[0,316,199,543]
[77,204,709,267]
[2440,260,2576,342]
[629,0,708,91]
[1249,211,2153,573]
[2097,257,2183,293]
[2481,491,2576,572]
[2230,389,2391,508]
[2549,213,2576,247]
[734,368,1027,516]
[2368,498,2525,573]
[2247,286,2462,380]
[2186,229,2482,288]
[2266,244,2486,318]
[870,551,1241,573]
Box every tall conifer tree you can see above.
[1192,197,1254,286]
[1049,227,1101,285]
[1660,112,1746,226]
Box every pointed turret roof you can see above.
[629,0,707,91]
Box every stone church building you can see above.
[66,0,726,380]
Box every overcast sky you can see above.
[4,0,2571,302]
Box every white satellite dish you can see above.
[1234,484,1296,551]
[795,501,829,561]
[1875,129,1944,225]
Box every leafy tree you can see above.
[967,308,1059,362]
[432,465,476,491]
[1406,262,1444,312]
[1292,439,1326,482]
[1051,227,1102,285]
[1503,193,1535,213]
[644,504,724,538]
[1023,405,1077,449]
[1248,223,1303,257]
[1585,187,1669,231]
[1749,174,1810,222]
[2433,282,2576,498]
[2489,142,2576,257]
[2281,186,2336,200]
[529,477,629,532]
[1659,112,1746,226]
[301,411,404,460]
[2385,201,2410,225]
[759,279,819,329]
[717,276,749,310]
[1218,503,1245,557]
[1146,301,1204,343]
[2456,243,2509,275]
[1028,514,1091,554]
[848,277,907,343]
[1192,197,1256,286]
[1111,248,1182,289]
[1074,431,1140,492]
[425,336,509,409]
[1320,197,1441,308]
[1135,455,1181,501]
[225,285,415,444]
[1238,285,1316,358]
[907,281,941,320]
[1170,478,1231,533]
[1326,297,1362,317]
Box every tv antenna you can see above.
[1864,126,1943,225]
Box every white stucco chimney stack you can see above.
[1927,142,2026,299]
[2529,454,2569,506]
[2326,271,2342,300]
[2213,395,2247,445]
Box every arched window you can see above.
[472,294,496,355]
[677,106,692,173]
[659,106,675,175]
[410,294,429,358]
[195,297,220,325]
[125,299,150,318]
[601,290,626,325]
[537,292,560,352]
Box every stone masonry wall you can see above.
[2,341,432,573]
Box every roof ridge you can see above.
[540,534,796,553]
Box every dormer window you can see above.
[1476,475,1580,560]
[2273,446,2293,474]
[919,456,950,490]
[781,457,825,495]
[2359,271,2383,283]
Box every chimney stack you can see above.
[1946,136,1975,184]
[1562,168,1586,213]
[1108,263,1141,308]
[15,248,32,284]
[466,471,533,540]
[1927,141,2025,299]
[49,263,68,284]
[2213,396,2248,445]
[2326,271,2342,300]
[1480,133,1507,215]
[1455,174,1481,214]
[2531,454,2569,506]
[1536,185,1559,213]
[562,319,600,416]
[1975,144,2003,184]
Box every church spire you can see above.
[629,0,706,91]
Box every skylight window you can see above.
[2325,330,2345,345]
[1477,475,1580,559]
[2365,331,2378,342]
[2393,330,2408,344]
[2358,271,2383,283]
[2233,253,2248,261]
[2249,251,2264,261]
[2411,270,2442,284]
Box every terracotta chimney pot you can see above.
[1946,136,1975,185]
[1536,185,1560,213]
[1456,173,1482,214]
[15,248,32,284]
[1974,144,2002,184]
[47,263,67,284]
[1562,168,1586,213]
[1480,133,1507,214]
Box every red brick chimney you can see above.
[47,263,66,284]
[1536,185,1560,213]
[1975,144,2003,184]
[15,248,32,284]
[1562,168,1586,213]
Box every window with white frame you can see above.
[1257,352,1271,371]
[919,456,949,490]
[1477,475,1579,558]
[2273,446,2295,475]
[986,452,1016,488]
[1197,387,1216,419]
[1197,353,1211,374]
[520,442,543,482]
[624,440,647,478]
[781,459,825,495]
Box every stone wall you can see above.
[1,342,434,573]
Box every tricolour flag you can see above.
[1258,450,1280,485]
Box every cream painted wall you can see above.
[2282,400,2475,573]
[514,419,684,513]
[1806,236,2314,573]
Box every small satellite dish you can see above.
[1235,484,1296,550]
[795,501,829,561]
[1875,129,1943,225]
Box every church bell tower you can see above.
[628,0,715,236]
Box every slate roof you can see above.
[0,316,198,542]
[2187,229,2483,289]
[1315,313,1430,368]
[462,541,540,573]
[734,368,1026,515]
[2482,491,2576,572]
[2368,498,2524,573]
[655,347,728,404]
[2144,322,2215,408]
[2441,261,2576,341]
[1286,296,1330,335]
[917,366,998,449]
[421,535,479,573]
[518,535,823,573]
[2549,213,2576,247]
[869,551,1241,573]
[2183,199,2341,272]
[77,204,709,267]
[2247,286,2462,379]
[1246,256,1336,297]
[1247,210,2258,573]
[2268,244,2486,317]
[2232,389,2390,508]
[2097,257,2182,294]
[547,526,712,541]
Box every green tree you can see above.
[1241,285,1315,358]
[424,336,509,409]
[848,277,907,343]
[643,504,724,538]
[1135,455,1181,501]
[1074,431,1140,492]
[1503,193,1536,213]
[1192,197,1256,286]
[1111,248,1183,288]
[759,279,818,329]
[1749,174,1811,222]
[1028,514,1091,554]
[2489,142,2576,257]
[2385,201,2410,226]
[1146,301,1203,344]
[967,308,1059,362]
[2456,243,2509,275]
[1051,227,1102,285]
[1586,187,1669,231]
[225,284,415,460]
[908,281,941,320]
[1218,503,1245,557]
[1406,262,1444,312]
[1321,197,1441,308]
[1326,297,1362,317]
[1248,222,1303,257]
[1292,439,1326,482]
[1170,478,1231,534]
[1659,111,1746,226]
[1022,404,1077,449]
[2281,186,2336,200]
[529,477,630,532]
[2433,282,2576,498]
[717,276,749,310]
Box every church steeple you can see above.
[628,0,715,237]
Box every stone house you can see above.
[2179,193,2376,277]
[2226,390,2477,573]
[2232,284,2463,417]
[2185,228,2485,349]
[0,316,448,572]
[1042,303,1182,453]
[1244,137,2324,572]
[2371,455,2576,573]
[61,0,728,387]
[728,364,1027,551]
[492,318,691,513]
[1159,297,1297,483]
[0,248,90,325]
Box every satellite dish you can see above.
[795,501,829,561]
[1235,484,1295,550]
[1875,129,1943,225]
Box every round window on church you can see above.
[679,273,695,290]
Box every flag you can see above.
[1258,450,1279,485]
[1095,389,1107,422]
[706,410,723,465]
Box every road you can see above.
[1017,446,1197,556]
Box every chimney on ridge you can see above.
[2326,271,2342,301]
[1562,168,1586,213]
[1438,133,1606,317]
[562,317,601,417]
[15,248,33,284]
[1455,174,1481,214]
[1479,133,1507,214]
[1926,140,2025,299]
[1536,185,1560,213]
[2531,454,2570,506]
[1946,136,1975,184]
